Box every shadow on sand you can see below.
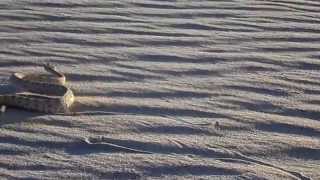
[224,99,320,121]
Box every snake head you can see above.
[43,63,57,71]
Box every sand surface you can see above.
[0,0,319,179]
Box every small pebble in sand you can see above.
[1,105,6,114]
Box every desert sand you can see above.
[0,0,319,179]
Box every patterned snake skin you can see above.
[0,64,74,114]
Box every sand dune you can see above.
[0,0,319,179]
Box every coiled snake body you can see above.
[0,64,74,114]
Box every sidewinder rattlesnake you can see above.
[0,64,74,114]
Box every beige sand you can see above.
[0,0,319,179]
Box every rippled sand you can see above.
[0,1,319,179]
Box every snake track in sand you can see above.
[0,64,74,114]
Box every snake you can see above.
[0,64,74,114]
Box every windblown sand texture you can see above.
[0,0,319,179]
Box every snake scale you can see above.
[0,64,74,114]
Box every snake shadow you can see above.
[0,83,43,124]
[0,109,46,126]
